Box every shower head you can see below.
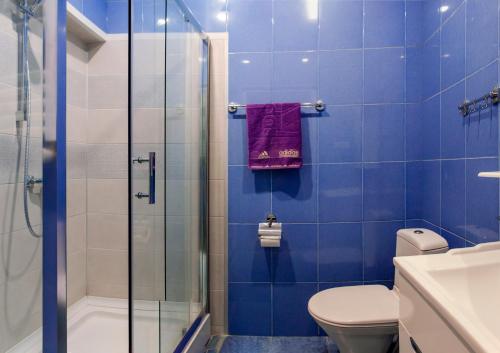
[18,0,43,17]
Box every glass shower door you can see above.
[160,2,208,352]
[129,0,167,351]
[130,0,208,352]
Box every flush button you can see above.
[414,230,424,234]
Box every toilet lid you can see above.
[308,285,398,327]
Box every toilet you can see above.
[308,228,449,353]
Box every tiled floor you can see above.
[207,336,339,353]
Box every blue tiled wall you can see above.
[108,0,224,34]
[183,0,228,32]
[106,0,166,34]
[405,0,500,248]
[227,0,500,337]
[68,0,169,34]
[67,0,229,34]
[106,1,126,33]
[68,0,107,31]
[228,0,408,337]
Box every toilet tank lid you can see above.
[397,228,448,251]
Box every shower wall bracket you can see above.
[27,176,43,194]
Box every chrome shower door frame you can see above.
[42,0,67,352]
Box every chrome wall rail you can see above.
[228,100,326,114]
[458,86,499,117]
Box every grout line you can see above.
[227,280,396,285]
[498,0,500,243]
[228,156,498,168]
[315,0,321,320]
[403,0,408,230]
[464,0,469,243]
[270,0,275,336]
[361,0,366,285]
[424,58,499,103]
[227,47,405,55]
[422,0,466,46]
[228,220,411,225]
[439,0,443,232]
[316,2,322,338]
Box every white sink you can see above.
[395,242,500,353]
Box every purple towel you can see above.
[246,103,302,170]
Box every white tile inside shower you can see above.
[86,37,130,299]
[67,32,89,307]
[0,8,65,349]
[207,32,229,335]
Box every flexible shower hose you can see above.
[21,9,41,239]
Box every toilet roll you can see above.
[260,237,281,247]
[258,223,282,248]
[258,228,282,237]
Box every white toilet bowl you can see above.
[316,321,397,353]
[308,285,398,353]
[308,228,449,353]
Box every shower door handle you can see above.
[148,152,156,204]
[133,152,156,204]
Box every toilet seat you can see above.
[308,285,398,328]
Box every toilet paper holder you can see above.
[266,213,277,227]
[258,213,282,248]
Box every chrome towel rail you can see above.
[458,86,499,117]
[228,100,326,114]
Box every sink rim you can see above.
[394,242,500,353]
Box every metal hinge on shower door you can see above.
[133,152,156,204]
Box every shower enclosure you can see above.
[0,0,208,352]
[130,0,209,351]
